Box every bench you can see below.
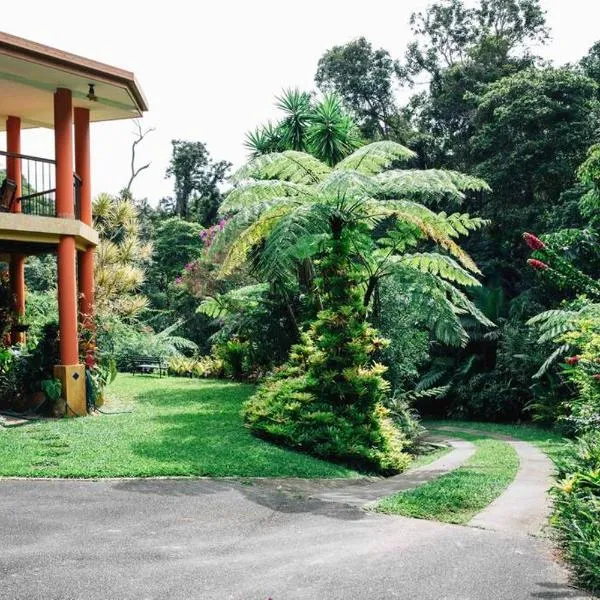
[129,356,166,377]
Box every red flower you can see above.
[523,232,546,251]
[565,355,581,366]
[527,258,550,271]
[84,352,96,368]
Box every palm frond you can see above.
[335,141,416,175]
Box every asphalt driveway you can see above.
[0,478,592,600]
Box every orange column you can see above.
[57,237,79,365]
[74,107,95,321]
[54,88,79,365]
[7,116,25,344]
[54,88,74,219]
[9,255,25,345]
[6,116,22,207]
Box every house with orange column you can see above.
[0,31,147,415]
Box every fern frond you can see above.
[218,180,313,215]
[335,141,416,174]
[399,385,450,402]
[317,170,377,197]
[220,204,296,275]
[374,169,488,204]
[231,151,331,184]
[533,343,570,379]
[397,253,481,287]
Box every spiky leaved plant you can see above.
[93,193,152,318]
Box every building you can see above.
[0,31,147,415]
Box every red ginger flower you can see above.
[565,355,581,366]
[523,232,546,250]
[527,258,550,271]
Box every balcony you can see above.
[0,150,80,219]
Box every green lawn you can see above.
[0,374,360,478]
[374,430,519,524]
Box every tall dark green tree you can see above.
[314,38,407,140]
[403,0,549,169]
[165,140,231,224]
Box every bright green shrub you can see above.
[243,223,411,474]
[551,433,600,593]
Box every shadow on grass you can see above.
[120,376,353,480]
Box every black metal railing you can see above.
[0,150,80,218]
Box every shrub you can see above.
[243,225,411,474]
[167,355,224,379]
[551,433,600,593]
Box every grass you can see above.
[0,374,361,478]
[374,430,519,524]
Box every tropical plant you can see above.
[93,192,152,318]
[214,141,492,345]
[551,432,600,593]
[212,141,490,471]
[245,89,362,166]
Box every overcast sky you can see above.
[3,0,600,203]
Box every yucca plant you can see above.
[244,89,361,165]
[93,193,152,318]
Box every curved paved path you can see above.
[434,427,554,537]
[0,478,594,599]
[249,438,475,506]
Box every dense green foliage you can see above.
[551,433,600,593]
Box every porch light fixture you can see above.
[87,83,98,102]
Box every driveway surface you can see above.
[0,478,592,600]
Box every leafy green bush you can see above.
[167,355,223,378]
[243,225,411,474]
[551,433,600,593]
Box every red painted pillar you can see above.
[9,255,25,345]
[54,88,74,219]
[7,116,25,344]
[57,237,79,365]
[74,107,95,321]
[54,88,79,365]
[6,116,22,210]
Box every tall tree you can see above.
[468,67,599,292]
[403,0,549,169]
[165,140,231,224]
[315,38,406,140]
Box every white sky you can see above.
[2,0,600,203]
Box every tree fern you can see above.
[335,141,416,174]
[232,151,331,184]
[219,180,313,215]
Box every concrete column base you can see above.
[53,364,87,417]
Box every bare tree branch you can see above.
[125,120,155,194]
